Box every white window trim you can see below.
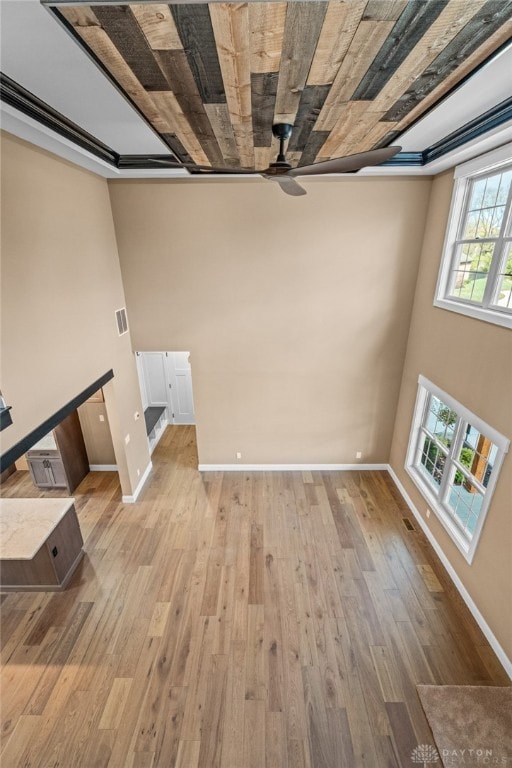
[405,375,509,564]
[434,142,512,330]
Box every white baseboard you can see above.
[387,465,511,680]
[198,463,389,472]
[89,464,118,471]
[122,461,152,504]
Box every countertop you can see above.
[28,432,58,451]
[0,498,76,559]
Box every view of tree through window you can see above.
[418,395,495,535]
[448,166,512,310]
[407,378,509,562]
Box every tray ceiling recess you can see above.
[45,1,512,172]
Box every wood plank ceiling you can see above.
[52,1,512,170]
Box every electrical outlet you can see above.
[236,451,242,460]
[125,434,130,445]
[137,468,140,477]
[99,414,105,422]
[356,451,362,459]
[426,508,431,518]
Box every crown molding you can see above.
[423,96,512,165]
[0,72,118,167]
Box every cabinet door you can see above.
[28,458,53,487]
[48,459,68,488]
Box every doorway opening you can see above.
[135,351,196,456]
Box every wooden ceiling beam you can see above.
[248,2,287,75]
[298,129,329,166]
[274,2,328,124]
[150,91,211,165]
[347,121,400,155]
[210,3,254,169]
[56,6,100,27]
[317,101,372,158]
[381,2,512,131]
[92,5,171,91]
[394,16,512,132]
[287,84,330,154]
[321,109,390,159]
[170,4,226,104]
[315,17,398,133]
[306,0,366,87]
[156,48,226,166]
[204,103,240,167]
[60,8,171,134]
[254,146,270,171]
[370,0,488,113]
[248,2,286,151]
[364,0,409,22]
[251,71,279,149]
[131,4,183,50]
[353,1,447,102]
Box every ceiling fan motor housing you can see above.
[272,123,294,164]
[272,123,294,140]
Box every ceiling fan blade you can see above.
[151,158,257,174]
[264,175,307,196]
[288,146,401,177]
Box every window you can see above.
[406,376,509,563]
[435,144,512,329]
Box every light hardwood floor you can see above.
[1,426,508,767]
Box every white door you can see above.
[135,351,195,425]
[135,353,149,410]
[141,352,170,419]
[165,352,195,424]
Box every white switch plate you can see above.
[99,414,105,422]
[125,434,130,445]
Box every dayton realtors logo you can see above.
[411,744,440,766]
[439,749,509,765]
[411,745,510,765]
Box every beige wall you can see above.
[0,133,149,496]
[109,176,432,465]
[390,170,512,659]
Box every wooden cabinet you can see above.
[26,411,89,493]
[27,455,67,488]
[0,498,84,591]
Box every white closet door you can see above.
[166,352,195,424]
[135,353,149,410]
[142,353,170,415]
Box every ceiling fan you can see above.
[154,123,401,196]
